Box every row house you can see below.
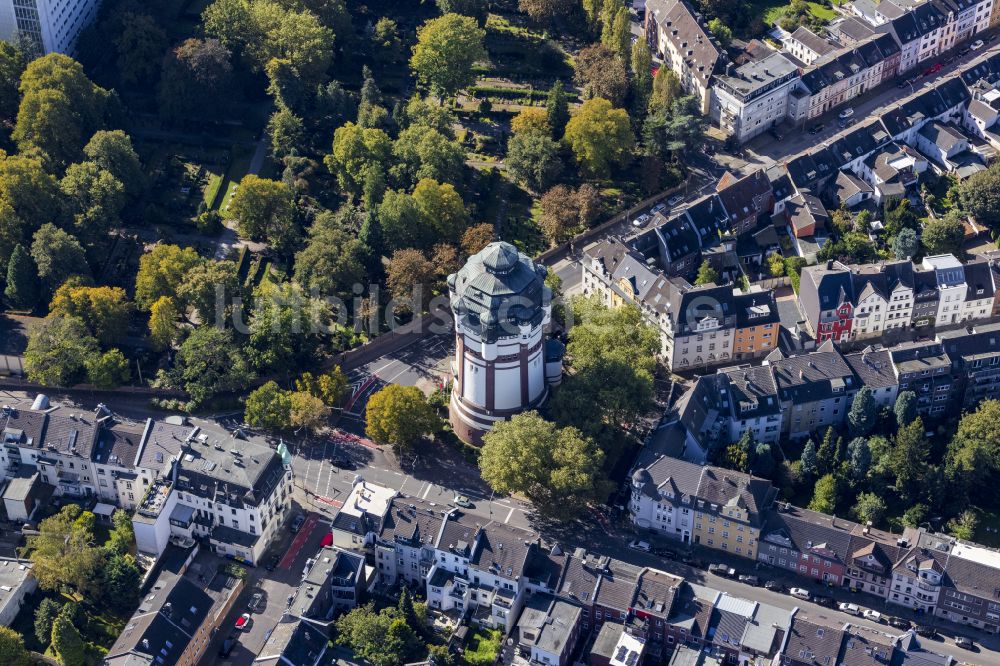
[373,496,448,587]
[799,261,856,343]
[665,283,737,370]
[934,541,1000,633]
[720,365,783,445]
[850,261,916,336]
[645,0,727,114]
[630,456,777,559]
[938,322,1000,408]
[781,26,837,66]
[512,594,583,666]
[766,341,860,438]
[889,339,957,417]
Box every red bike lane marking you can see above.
[278,514,320,570]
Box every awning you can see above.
[170,503,196,525]
[93,503,116,517]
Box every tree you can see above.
[410,13,486,98]
[480,412,606,520]
[538,185,582,243]
[563,97,633,178]
[894,391,917,426]
[31,224,89,294]
[922,210,966,256]
[946,509,978,541]
[135,244,202,309]
[51,614,86,666]
[853,491,886,526]
[106,509,135,557]
[519,0,574,23]
[902,503,928,528]
[177,260,239,324]
[945,400,1000,499]
[816,426,837,474]
[766,252,785,278]
[230,175,300,254]
[372,17,404,63]
[694,261,719,286]
[60,161,126,249]
[293,212,367,299]
[391,125,465,188]
[461,223,495,256]
[102,553,141,613]
[602,5,630,59]
[0,41,25,123]
[34,598,62,647]
[29,504,104,597]
[848,386,877,437]
[295,367,349,405]
[847,437,871,483]
[24,316,99,386]
[267,107,305,159]
[808,474,838,513]
[631,39,653,112]
[245,381,293,429]
[648,67,681,114]
[83,130,145,200]
[50,283,131,346]
[958,163,1000,227]
[158,38,233,119]
[893,227,920,259]
[573,45,628,106]
[0,153,64,262]
[800,438,818,477]
[336,604,422,666]
[148,296,179,351]
[4,244,38,310]
[365,384,440,451]
[725,430,753,472]
[891,417,929,503]
[85,349,131,388]
[412,178,470,245]
[754,442,775,477]
[327,122,392,199]
[546,81,570,139]
[115,11,168,84]
[246,281,331,372]
[166,326,251,405]
[506,131,563,193]
[289,390,327,431]
[707,18,733,47]
[0,626,30,666]
[437,0,489,24]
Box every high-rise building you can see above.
[447,242,562,443]
[0,0,101,55]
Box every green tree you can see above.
[296,368,350,406]
[4,244,38,310]
[115,11,168,84]
[847,437,871,483]
[725,429,753,472]
[602,6,630,59]
[894,390,918,426]
[808,474,838,513]
[106,509,135,557]
[519,0,574,23]
[0,41,25,123]
[29,504,104,597]
[51,614,86,666]
[102,553,142,613]
[480,412,606,520]
[707,18,733,47]
[85,349,131,388]
[546,81,570,139]
[648,67,681,115]
[848,386,877,437]
[946,509,978,541]
[958,163,1000,227]
[365,384,440,452]
[800,438,818,477]
[50,283,132,346]
[694,261,719,285]
[945,400,1000,500]
[412,178,470,245]
[816,426,837,474]
[630,38,653,115]
[336,604,422,666]
[34,598,62,647]
[437,0,489,23]
[391,125,465,188]
[0,626,29,666]
[30,224,89,294]
[267,107,305,160]
[766,253,785,278]
[893,227,920,259]
[135,244,202,309]
[506,131,563,193]
[0,153,63,262]
[83,130,145,200]
[372,17,404,62]
[148,296,180,351]
[245,381,293,429]
[230,175,299,254]
[246,281,331,372]
[177,259,239,324]
[293,214,367,298]
[24,316,99,386]
[891,417,929,503]
[754,442,775,477]
[922,210,966,256]
[327,122,392,198]
[289,390,327,431]
[410,13,486,98]
[902,503,928,528]
[157,37,234,120]
[563,97,633,178]
[853,491,886,526]
[60,161,126,249]
[165,326,251,405]
[574,44,628,106]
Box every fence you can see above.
[751,276,792,290]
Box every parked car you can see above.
[959,47,971,56]
[764,580,783,592]
[667,194,683,206]
[839,602,861,615]
[632,213,651,228]
[923,62,943,76]
[838,107,855,119]
[955,636,974,650]
[332,456,355,470]
[290,514,305,533]
[651,203,667,214]
[808,124,824,134]
[248,593,263,612]
[863,609,882,623]
[738,575,759,586]
[453,495,473,509]
[235,613,252,631]
[265,554,280,572]
[971,39,985,50]
[652,547,676,560]
[916,625,938,638]
[790,587,811,599]
[709,564,736,577]
[629,539,651,552]
[812,595,835,607]
[769,128,784,141]
[218,637,237,658]
[888,617,912,630]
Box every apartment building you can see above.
[665,283,737,370]
[710,53,801,144]
[373,496,447,587]
[630,456,776,559]
[767,341,861,438]
[0,0,101,54]
[720,365,783,445]
[799,262,856,342]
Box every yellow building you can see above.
[732,291,780,361]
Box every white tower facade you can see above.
[0,0,102,55]
[447,242,558,444]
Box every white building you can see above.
[923,254,968,325]
[330,479,397,550]
[710,53,801,144]
[0,0,101,55]
[448,242,561,444]
[0,558,35,626]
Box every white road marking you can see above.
[421,484,434,499]
[505,507,515,524]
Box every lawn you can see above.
[462,627,502,666]
[759,0,839,32]
[216,145,256,215]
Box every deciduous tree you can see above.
[894,390,918,426]
[115,11,168,85]
[29,504,104,598]
[30,224,89,295]
[391,125,465,188]
[230,175,300,254]
[573,45,628,106]
[694,261,719,285]
[51,614,86,666]
[959,163,1000,227]
[148,296,180,351]
[808,473,838,513]
[506,131,563,193]
[410,13,486,98]
[135,244,202,310]
[365,384,440,451]
[246,281,330,372]
[158,37,234,119]
[177,259,239,324]
[295,367,349,405]
[563,97,633,178]
[102,553,141,613]
[25,316,99,386]
[893,227,920,259]
[412,178,470,245]
[0,41,25,123]
[165,326,251,405]
[518,0,575,23]
[853,491,886,526]
[290,390,327,431]
[245,381,292,429]
[327,122,392,199]
[922,210,966,256]
[50,282,132,346]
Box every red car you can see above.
[923,62,943,76]
[235,613,252,631]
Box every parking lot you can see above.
[206,509,330,666]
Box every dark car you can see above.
[218,638,237,658]
[809,124,824,134]
[290,514,305,533]
[332,456,355,470]
[653,548,676,560]
[954,636,974,650]
[248,592,263,612]
[764,580,783,592]
[916,625,938,638]
[888,617,912,630]
[738,575,760,586]
[266,554,280,572]
[812,595,835,607]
